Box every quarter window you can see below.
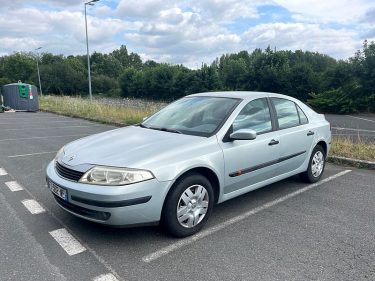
[232,98,272,134]
[272,98,300,129]
[297,106,308,124]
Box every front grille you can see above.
[55,161,85,182]
[54,195,111,221]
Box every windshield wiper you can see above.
[137,123,150,129]
[138,124,182,134]
[159,127,182,134]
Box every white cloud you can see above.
[123,7,242,66]
[0,7,130,55]
[0,37,43,51]
[187,0,264,22]
[362,8,375,24]
[0,0,372,65]
[273,0,374,23]
[243,23,359,58]
[116,0,175,18]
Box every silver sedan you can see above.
[46,91,331,237]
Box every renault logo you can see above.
[67,155,76,162]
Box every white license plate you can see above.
[48,180,67,201]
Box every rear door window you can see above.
[271,98,300,129]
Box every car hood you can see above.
[62,126,207,169]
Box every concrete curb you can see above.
[328,155,375,170]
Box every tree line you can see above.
[0,42,374,113]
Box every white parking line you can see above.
[49,228,86,256]
[0,168,8,176]
[332,133,375,137]
[93,273,119,281]
[347,115,375,123]
[0,117,70,120]
[0,134,88,142]
[142,169,352,263]
[21,199,46,214]
[2,168,122,280]
[8,151,57,158]
[0,120,89,125]
[5,181,24,192]
[2,125,100,131]
[332,127,375,133]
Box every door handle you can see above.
[307,131,315,136]
[268,139,279,146]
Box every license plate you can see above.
[48,180,67,201]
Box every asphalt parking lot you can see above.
[325,114,375,142]
[0,112,374,281]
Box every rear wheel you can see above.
[300,145,326,183]
[162,173,214,237]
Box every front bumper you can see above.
[46,161,173,226]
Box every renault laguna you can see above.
[46,92,331,237]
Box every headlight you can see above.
[79,166,154,186]
[55,146,65,160]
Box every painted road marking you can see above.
[332,133,375,137]
[2,171,121,279]
[5,181,24,192]
[8,151,58,158]
[2,125,101,131]
[0,134,88,142]
[347,115,375,123]
[332,127,375,133]
[93,273,119,281]
[0,117,70,120]
[21,199,46,214]
[0,168,8,176]
[49,228,86,256]
[0,120,89,125]
[142,169,352,263]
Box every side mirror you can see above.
[230,129,257,141]
[142,116,149,121]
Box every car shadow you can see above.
[60,169,340,253]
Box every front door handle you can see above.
[307,131,315,136]
[268,139,279,146]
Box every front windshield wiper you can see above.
[159,127,182,134]
[138,124,182,134]
[137,123,150,128]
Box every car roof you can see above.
[188,91,285,100]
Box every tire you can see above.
[300,145,326,183]
[162,173,214,237]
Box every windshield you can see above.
[141,96,240,137]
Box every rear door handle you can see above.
[268,139,279,146]
[307,131,315,136]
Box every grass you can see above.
[40,95,157,125]
[40,95,374,163]
[330,136,375,162]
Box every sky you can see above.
[0,0,374,68]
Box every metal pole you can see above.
[35,47,43,96]
[85,3,92,101]
[36,56,43,96]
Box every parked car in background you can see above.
[46,92,331,237]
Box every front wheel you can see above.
[162,174,214,237]
[300,145,326,183]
